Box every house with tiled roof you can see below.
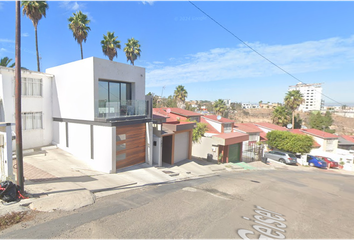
[152,108,196,166]
[193,115,249,163]
[299,129,338,153]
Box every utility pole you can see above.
[15,0,24,192]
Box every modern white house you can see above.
[0,66,54,150]
[288,82,324,112]
[46,57,153,173]
[0,57,153,174]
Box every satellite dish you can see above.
[166,108,171,113]
[286,124,292,129]
[217,115,222,120]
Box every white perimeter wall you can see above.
[53,120,116,173]
[192,136,218,161]
[153,135,162,166]
[204,119,222,133]
[174,131,189,163]
[46,58,95,121]
[0,68,53,149]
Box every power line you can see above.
[188,1,345,107]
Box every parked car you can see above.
[307,155,328,168]
[315,156,339,168]
[264,150,298,165]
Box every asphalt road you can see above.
[1,168,354,239]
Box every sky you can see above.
[1,1,354,106]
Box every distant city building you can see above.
[288,82,324,112]
[223,99,231,107]
[242,103,259,109]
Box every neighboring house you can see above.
[0,66,54,150]
[193,115,249,163]
[253,122,288,134]
[299,129,338,153]
[46,57,153,173]
[152,108,197,166]
[289,129,321,149]
[338,135,354,150]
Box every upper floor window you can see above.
[224,123,232,133]
[22,78,42,96]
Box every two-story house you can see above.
[46,57,153,173]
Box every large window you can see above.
[98,80,132,117]
[21,112,43,130]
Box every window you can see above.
[224,123,232,133]
[21,78,42,96]
[21,112,42,130]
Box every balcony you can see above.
[96,99,148,121]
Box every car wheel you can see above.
[309,162,314,167]
[279,159,285,164]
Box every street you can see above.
[1,168,354,239]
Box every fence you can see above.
[242,143,264,163]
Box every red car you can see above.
[315,156,339,168]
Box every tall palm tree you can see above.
[0,57,15,67]
[101,31,121,61]
[284,90,304,129]
[213,99,227,116]
[272,106,291,127]
[68,11,90,60]
[124,38,141,65]
[21,1,48,72]
[174,85,188,109]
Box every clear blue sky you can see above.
[1,1,354,106]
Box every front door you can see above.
[228,143,241,163]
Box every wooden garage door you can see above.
[116,123,146,169]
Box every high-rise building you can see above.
[288,82,324,111]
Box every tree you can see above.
[147,92,159,108]
[68,11,91,60]
[165,95,177,108]
[0,57,15,67]
[185,102,196,111]
[266,130,314,154]
[272,106,291,127]
[21,1,49,72]
[308,111,335,133]
[284,90,304,129]
[213,99,227,116]
[174,85,188,109]
[192,122,208,143]
[101,31,121,61]
[124,38,141,66]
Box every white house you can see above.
[46,57,153,173]
[0,66,53,150]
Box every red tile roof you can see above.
[203,115,234,123]
[234,123,261,133]
[168,108,203,117]
[339,135,354,143]
[301,129,338,139]
[254,122,288,131]
[289,129,321,148]
[200,117,220,134]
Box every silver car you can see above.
[264,150,298,165]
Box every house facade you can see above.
[0,66,53,150]
[193,115,249,163]
[46,57,153,173]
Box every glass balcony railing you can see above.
[96,100,147,120]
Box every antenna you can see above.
[161,85,165,98]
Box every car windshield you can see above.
[327,158,335,162]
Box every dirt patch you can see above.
[0,211,36,231]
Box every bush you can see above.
[266,130,314,154]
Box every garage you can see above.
[116,123,146,169]
[174,131,190,163]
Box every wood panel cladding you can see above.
[116,123,146,169]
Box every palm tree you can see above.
[124,38,141,65]
[21,1,48,72]
[0,57,15,67]
[284,90,304,129]
[174,85,188,109]
[213,99,227,116]
[68,11,91,59]
[101,31,121,61]
[272,106,291,127]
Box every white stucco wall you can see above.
[153,135,162,166]
[0,67,53,150]
[192,136,218,160]
[174,131,189,163]
[67,123,91,160]
[93,125,116,173]
[46,58,95,121]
